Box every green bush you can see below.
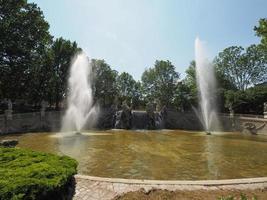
[0,147,78,200]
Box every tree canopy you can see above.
[0,0,51,100]
[0,1,266,115]
[91,59,118,107]
[255,18,267,49]
[47,38,81,109]
[141,60,180,108]
[214,45,266,91]
[116,72,142,108]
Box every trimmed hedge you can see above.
[0,147,78,200]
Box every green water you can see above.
[1,130,267,180]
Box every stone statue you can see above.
[5,99,13,120]
[119,101,132,129]
[244,122,266,135]
[41,100,47,112]
[264,102,267,119]
[229,105,234,116]
[7,99,12,110]
[146,102,156,129]
[40,100,47,118]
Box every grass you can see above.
[0,147,78,200]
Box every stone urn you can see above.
[0,139,18,147]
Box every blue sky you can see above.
[30,0,267,79]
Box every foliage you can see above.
[91,59,118,107]
[224,85,267,114]
[131,81,144,109]
[141,60,180,108]
[173,81,195,111]
[254,18,267,83]
[46,38,81,109]
[116,72,143,108]
[224,90,247,111]
[0,0,266,115]
[184,61,197,91]
[183,60,233,112]
[182,61,198,109]
[117,72,136,103]
[254,18,267,49]
[214,45,267,90]
[0,0,52,100]
[0,147,77,200]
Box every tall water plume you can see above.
[195,37,220,132]
[61,52,98,133]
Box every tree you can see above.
[116,72,143,109]
[183,61,197,99]
[255,18,267,49]
[214,45,266,90]
[141,60,180,108]
[224,90,247,113]
[179,61,198,110]
[48,38,81,109]
[131,81,143,109]
[224,85,267,115]
[91,59,118,107]
[117,72,136,103]
[173,82,194,112]
[26,50,54,105]
[183,60,236,112]
[0,0,52,100]
[254,18,267,83]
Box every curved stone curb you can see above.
[74,175,267,200]
[75,174,267,186]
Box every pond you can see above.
[1,130,267,180]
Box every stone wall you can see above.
[233,116,267,135]
[0,111,62,134]
[164,111,202,130]
[0,110,266,135]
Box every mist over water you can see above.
[61,52,98,133]
[195,37,220,132]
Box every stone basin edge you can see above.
[75,174,267,186]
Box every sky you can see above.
[30,0,267,80]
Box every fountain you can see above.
[195,37,220,134]
[61,52,98,134]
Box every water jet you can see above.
[195,37,220,133]
[61,52,98,134]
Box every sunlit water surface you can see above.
[1,130,267,180]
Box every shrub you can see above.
[0,147,78,200]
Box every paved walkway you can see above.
[73,175,267,200]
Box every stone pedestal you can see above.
[40,100,47,118]
[264,103,267,118]
[5,110,12,120]
[146,102,156,129]
[230,111,234,118]
[40,110,45,118]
